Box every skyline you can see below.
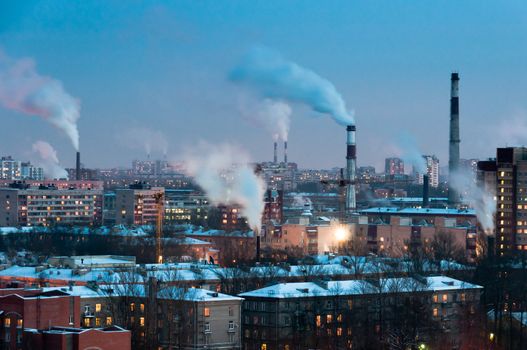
[2,1,527,171]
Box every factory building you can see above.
[478,147,527,256]
[384,157,405,176]
[0,183,103,227]
[114,183,164,226]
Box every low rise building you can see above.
[239,276,482,350]
[115,183,164,226]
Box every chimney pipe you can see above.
[346,125,357,213]
[448,72,460,206]
[273,141,278,163]
[422,174,430,207]
[75,152,81,181]
[284,141,288,164]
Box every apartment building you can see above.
[240,276,482,350]
[0,184,103,227]
[114,182,164,226]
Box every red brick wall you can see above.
[75,329,131,350]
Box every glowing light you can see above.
[335,226,347,242]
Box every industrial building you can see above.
[384,157,404,176]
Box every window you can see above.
[229,306,234,316]
[326,315,333,324]
[95,304,101,312]
[433,308,438,317]
[130,303,135,311]
[16,319,22,328]
[460,293,466,302]
[204,307,211,317]
[95,318,101,327]
[204,322,211,333]
[316,315,322,327]
[69,315,74,325]
[442,294,448,303]
[84,305,91,314]
[83,318,91,327]
[140,317,145,327]
[261,344,267,350]
[347,300,353,310]
[140,303,145,313]
[4,318,10,327]
[337,327,343,336]
[433,295,438,303]
[337,314,343,322]
[229,321,234,330]
[106,317,112,325]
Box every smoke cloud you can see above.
[240,98,291,141]
[230,46,354,126]
[0,51,80,150]
[450,169,496,233]
[395,132,427,174]
[31,141,68,179]
[184,142,266,231]
[118,127,169,157]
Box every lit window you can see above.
[433,295,438,303]
[140,303,145,313]
[442,294,448,302]
[316,315,321,327]
[204,307,211,317]
[16,319,22,328]
[140,317,145,327]
[261,344,267,350]
[4,318,10,327]
[326,315,332,324]
[95,318,101,327]
[337,327,343,336]
[130,303,135,311]
[433,308,438,317]
[95,304,101,312]
[106,317,112,325]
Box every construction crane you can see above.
[154,192,164,264]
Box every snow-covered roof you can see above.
[239,276,482,299]
[360,207,476,216]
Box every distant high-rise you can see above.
[416,155,440,188]
[385,157,404,176]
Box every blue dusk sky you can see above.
[1,1,527,170]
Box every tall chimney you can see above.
[75,151,81,181]
[284,141,288,164]
[346,125,357,213]
[448,72,460,206]
[273,141,278,163]
[422,174,430,207]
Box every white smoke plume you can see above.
[230,46,354,126]
[395,132,427,174]
[497,114,527,146]
[31,141,68,179]
[450,169,496,233]
[292,194,312,209]
[119,127,169,157]
[240,98,292,141]
[184,142,266,231]
[0,51,80,150]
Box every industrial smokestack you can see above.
[346,125,357,213]
[448,72,460,206]
[75,151,80,181]
[273,141,278,163]
[284,141,288,164]
[422,174,430,207]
